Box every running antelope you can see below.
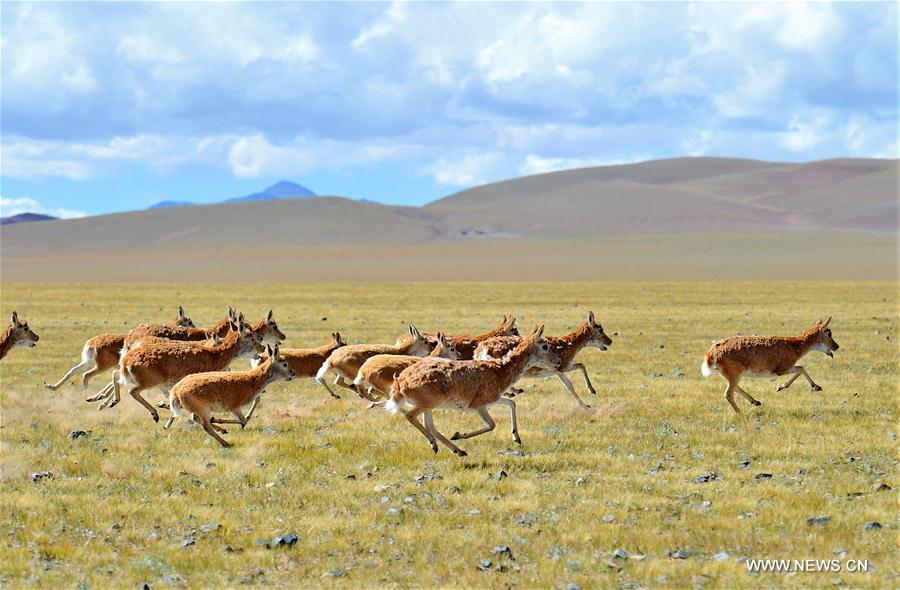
[701,317,840,414]
[395,315,519,359]
[46,306,195,394]
[121,307,237,353]
[473,311,612,410]
[166,344,295,448]
[241,332,348,425]
[353,332,461,399]
[114,318,265,422]
[386,326,559,457]
[0,312,39,361]
[315,325,431,401]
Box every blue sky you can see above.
[1,2,897,218]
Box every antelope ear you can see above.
[824,316,832,327]
[265,343,273,356]
[227,306,235,319]
[437,332,446,344]
[267,309,274,321]
[10,312,18,325]
[272,344,280,358]
[179,306,185,317]
[411,325,421,338]
[588,310,595,325]
[535,325,544,339]
[228,320,239,332]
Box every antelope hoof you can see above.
[581,404,592,411]
[152,413,159,423]
[330,393,341,400]
[811,385,822,392]
[96,402,105,411]
[451,432,462,440]
[751,400,762,406]
[430,442,438,454]
[454,449,468,458]
[220,441,233,449]
[156,401,167,408]
[588,388,597,396]
[513,433,522,444]
[776,384,785,392]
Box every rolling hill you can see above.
[2,157,897,281]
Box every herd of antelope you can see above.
[1,308,840,455]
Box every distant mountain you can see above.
[0,212,58,226]
[146,180,316,210]
[147,200,194,209]
[225,180,316,203]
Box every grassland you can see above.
[0,282,896,588]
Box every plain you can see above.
[0,282,896,589]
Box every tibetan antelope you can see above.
[386,326,559,457]
[0,312,39,361]
[396,315,518,359]
[114,318,265,422]
[474,311,612,410]
[353,332,461,399]
[315,325,431,401]
[701,317,840,414]
[241,332,348,425]
[46,306,195,394]
[166,344,295,448]
[121,307,237,353]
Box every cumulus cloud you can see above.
[425,153,507,186]
[0,1,896,207]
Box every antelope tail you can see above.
[384,377,404,414]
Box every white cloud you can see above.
[116,34,184,64]
[228,135,314,178]
[713,62,789,118]
[520,154,649,176]
[0,196,86,219]
[426,153,506,186]
[780,113,830,152]
[61,61,97,93]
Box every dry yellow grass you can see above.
[0,282,896,588]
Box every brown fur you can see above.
[46,308,194,393]
[354,333,461,397]
[123,314,233,352]
[260,332,345,378]
[113,320,264,422]
[702,318,840,413]
[315,325,431,400]
[387,326,559,456]
[0,312,39,361]
[473,312,613,409]
[166,345,295,448]
[250,309,287,345]
[395,315,519,359]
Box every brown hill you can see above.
[2,157,896,281]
